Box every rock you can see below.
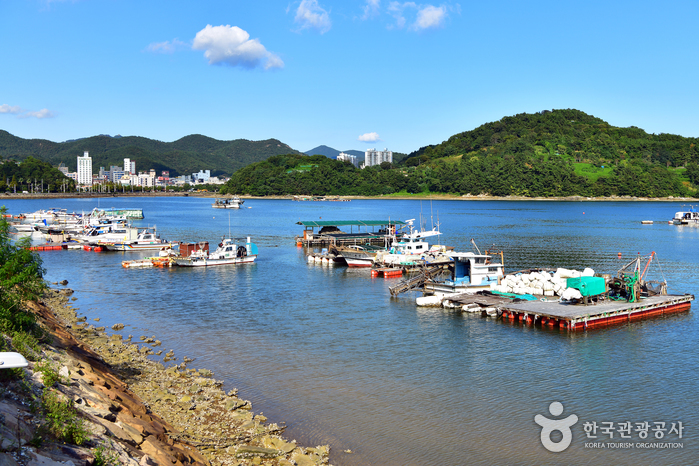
[236,446,279,458]
[112,323,125,331]
[59,280,68,285]
[0,452,20,465]
[139,455,158,466]
[291,452,317,466]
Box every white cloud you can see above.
[414,5,447,30]
[19,109,56,119]
[192,25,284,70]
[0,104,22,114]
[1,105,55,119]
[361,0,381,20]
[358,132,381,142]
[295,0,332,34]
[387,2,448,31]
[146,39,188,54]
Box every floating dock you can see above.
[445,293,693,331]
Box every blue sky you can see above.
[2,0,699,155]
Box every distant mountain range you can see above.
[0,131,303,177]
[304,145,364,159]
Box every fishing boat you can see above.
[212,197,244,209]
[100,227,178,251]
[422,251,505,295]
[373,224,447,268]
[671,207,699,225]
[332,244,387,267]
[174,237,258,267]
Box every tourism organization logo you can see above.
[535,402,686,452]
[535,401,579,452]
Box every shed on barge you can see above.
[295,220,406,246]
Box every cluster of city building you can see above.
[61,152,227,188]
[337,148,393,168]
[61,147,393,189]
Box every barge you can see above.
[409,252,694,331]
[295,220,405,247]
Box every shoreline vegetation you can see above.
[0,288,332,466]
[2,191,699,203]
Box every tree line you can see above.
[0,157,75,193]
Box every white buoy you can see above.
[416,296,442,307]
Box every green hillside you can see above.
[222,109,699,198]
[0,131,302,177]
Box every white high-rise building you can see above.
[124,158,135,175]
[77,151,93,186]
[363,148,393,168]
[337,152,358,168]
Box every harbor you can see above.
[4,197,699,466]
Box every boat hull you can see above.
[174,254,257,267]
[103,242,178,251]
[344,256,374,267]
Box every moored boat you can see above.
[174,237,258,267]
[100,227,178,251]
[671,207,699,225]
[331,244,386,267]
[212,197,244,209]
[373,226,447,268]
[422,251,505,295]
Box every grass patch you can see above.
[574,163,613,182]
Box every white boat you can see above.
[19,208,80,222]
[373,226,446,267]
[212,197,244,209]
[332,244,387,267]
[73,224,139,245]
[174,237,258,267]
[101,227,178,251]
[422,251,505,295]
[672,208,699,225]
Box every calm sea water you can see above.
[5,197,698,465]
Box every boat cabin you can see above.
[424,252,505,295]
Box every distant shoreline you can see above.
[2,191,699,202]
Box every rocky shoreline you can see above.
[0,288,331,466]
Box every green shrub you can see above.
[34,360,61,387]
[11,331,41,361]
[93,443,120,466]
[40,390,89,445]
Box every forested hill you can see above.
[221,109,699,198]
[0,131,302,177]
[405,109,699,168]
